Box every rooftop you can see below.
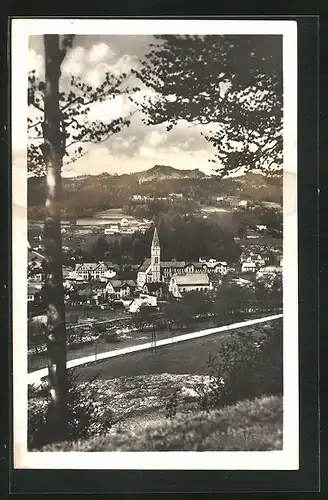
[172,273,210,286]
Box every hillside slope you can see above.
[32,371,282,452]
[136,164,206,182]
[39,394,282,452]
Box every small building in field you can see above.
[128,294,157,313]
[169,273,213,299]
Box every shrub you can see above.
[103,331,120,343]
[28,369,114,450]
[165,388,180,419]
[197,322,283,411]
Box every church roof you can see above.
[160,261,186,268]
[151,226,160,247]
[138,258,151,272]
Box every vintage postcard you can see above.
[12,19,298,470]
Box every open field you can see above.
[28,318,215,372]
[72,319,282,384]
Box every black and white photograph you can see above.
[12,19,298,470]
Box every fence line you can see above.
[28,313,283,385]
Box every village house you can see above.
[240,250,266,270]
[256,266,283,288]
[128,294,157,313]
[169,273,213,299]
[168,193,184,199]
[198,258,228,275]
[69,281,107,305]
[27,285,41,302]
[241,261,257,273]
[105,279,137,299]
[28,248,44,288]
[74,261,117,281]
[142,282,168,299]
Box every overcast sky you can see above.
[27,35,219,178]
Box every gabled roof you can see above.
[28,249,44,263]
[107,280,122,289]
[125,280,137,287]
[203,260,228,268]
[138,258,151,272]
[184,262,204,269]
[143,282,165,292]
[75,263,98,271]
[172,273,210,286]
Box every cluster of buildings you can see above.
[103,217,151,235]
[136,227,227,298]
[27,223,283,310]
[131,193,185,202]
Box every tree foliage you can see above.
[135,35,282,176]
[28,37,135,176]
[201,322,283,410]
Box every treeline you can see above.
[122,198,198,219]
[134,282,282,333]
[232,206,283,237]
[80,214,241,265]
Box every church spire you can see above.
[151,225,160,248]
[151,225,161,282]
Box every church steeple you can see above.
[151,225,160,249]
[151,226,161,282]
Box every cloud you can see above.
[86,42,115,64]
[144,131,167,147]
[27,35,219,178]
[28,49,44,78]
[87,94,133,122]
[61,46,87,77]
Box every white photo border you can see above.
[12,18,298,470]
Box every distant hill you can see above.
[28,165,282,220]
[135,165,206,183]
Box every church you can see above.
[137,226,218,288]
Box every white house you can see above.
[74,261,114,281]
[241,261,257,273]
[169,273,213,298]
[104,224,120,235]
[199,258,228,275]
[128,294,157,313]
[105,280,137,299]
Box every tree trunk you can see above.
[41,35,68,442]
